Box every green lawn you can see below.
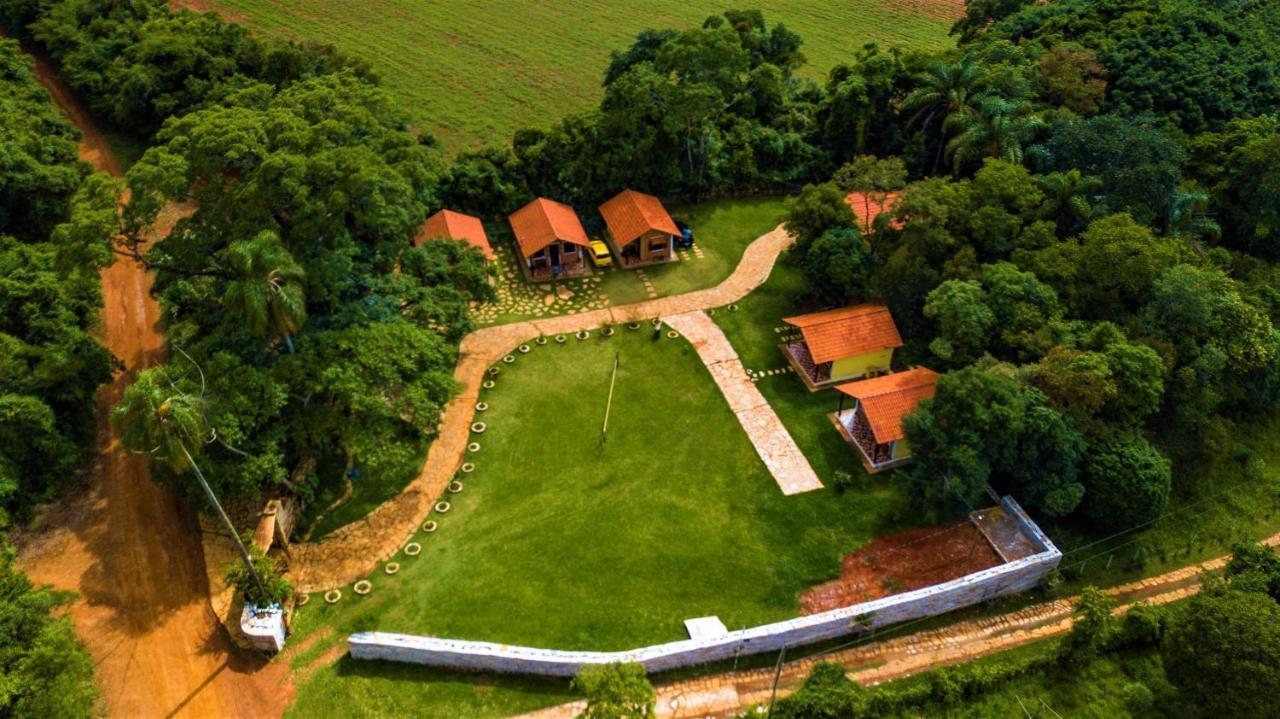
[200,0,957,152]
[285,327,930,718]
[300,437,428,541]
[475,196,788,326]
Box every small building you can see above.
[845,191,903,235]
[508,198,593,280]
[782,305,903,391]
[415,209,495,260]
[598,189,681,268]
[830,367,939,473]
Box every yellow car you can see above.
[589,239,613,267]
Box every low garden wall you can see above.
[349,496,1060,677]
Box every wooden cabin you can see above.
[598,189,681,268]
[830,368,939,473]
[415,209,495,260]
[782,305,903,391]
[845,191,903,235]
[508,198,593,280]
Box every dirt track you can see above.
[16,51,293,718]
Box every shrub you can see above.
[225,542,293,606]
[1122,681,1155,713]
[1110,602,1165,650]
[572,662,654,719]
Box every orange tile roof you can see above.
[416,209,495,260]
[598,189,680,247]
[844,191,903,234]
[508,198,591,257]
[783,305,903,364]
[837,367,940,444]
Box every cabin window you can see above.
[562,244,576,256]
[649,240,667,253]
[531,249,546,260]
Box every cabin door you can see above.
[549,243,561,271]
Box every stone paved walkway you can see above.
[664,311,822,495]
[289,226,796,593]
[517,532,1280,719]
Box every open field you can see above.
[282,327,946,717]
[191,0,962,151]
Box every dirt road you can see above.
[15,51,293,718]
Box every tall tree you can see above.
[1035,169,1102,236]
[112,368,267,599]
[944,98,1044,174]
[222,231,307,353]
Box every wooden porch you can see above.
[828,407,912,474]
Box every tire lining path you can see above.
[518,532,1279,719]
[15,50,294,718]
[290,226,798,592]
[664,310,823,495]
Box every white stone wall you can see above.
[349,497,1060,677]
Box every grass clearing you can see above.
[284,326,936,717]
[195,0,958,151]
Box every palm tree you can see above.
[902,53,989,131]
[1164,188,1221,250]
[223,231,306,353]
[901,53,990,171]
[1035,170,1104,235]
[112,368,268,600]
[943,97,1045,174]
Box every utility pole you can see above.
[766,645,787,718]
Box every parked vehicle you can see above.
[674,219,695,249]
[589,239,613,267]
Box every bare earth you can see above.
[799,521,1002,614]
[15,51,293,719]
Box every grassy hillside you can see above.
[195,0,960,151]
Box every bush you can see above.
[572,662,654,719]
[225,542,292,606]
[1080,431,1171,531]
[1109,603,1166,650]
[831,470,856,495]
[1121,681,1155,713]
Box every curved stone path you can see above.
[518,531,1279,718]
[290,226,796,592]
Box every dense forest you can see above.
[0,38,108,716]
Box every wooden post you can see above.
[600,352,620,447]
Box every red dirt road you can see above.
[15,52,293,718]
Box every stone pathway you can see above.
[517,531,1280,719]
[664,311,822,495]
[289,226,796,593]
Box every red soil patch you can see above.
[800,521,1003,614]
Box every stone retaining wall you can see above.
[349,497,1060,677]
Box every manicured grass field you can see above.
[198,0,959,151]
[284,327,928,718]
